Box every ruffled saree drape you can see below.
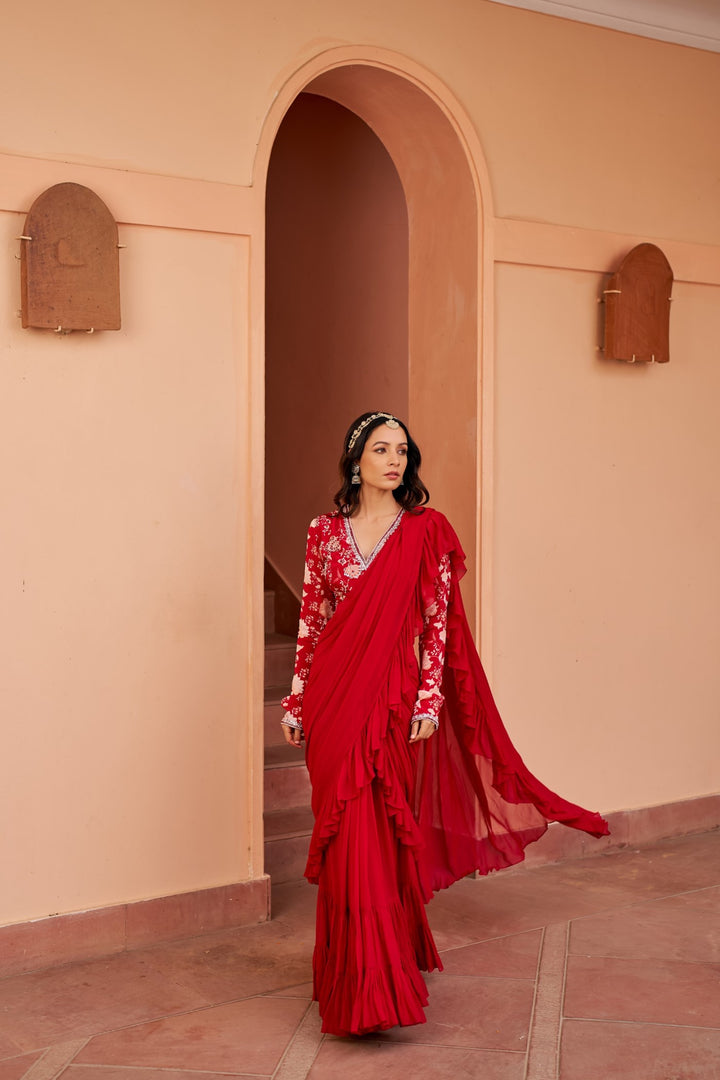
[302,507,608,1036]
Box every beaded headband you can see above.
[347,412,401,451]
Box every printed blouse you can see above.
[281,510,451,730]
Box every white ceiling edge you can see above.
[488,0,720,53]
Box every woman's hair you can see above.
[333,411,430,516]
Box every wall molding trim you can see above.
[488,0,720,54]
[0,151,260,235]
[0,876,270,979]
[494,217,720,286]
[1,146,718,292]
[521,792,720,870]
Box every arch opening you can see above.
[265,92,409,596]
[263,59,483,629]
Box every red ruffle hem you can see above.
[301,508,608,1036]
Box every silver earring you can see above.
[351,463,361,485]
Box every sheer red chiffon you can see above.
[301,508,608,1035]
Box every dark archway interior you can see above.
[265,92,409,595]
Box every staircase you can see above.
[263,588,314,884]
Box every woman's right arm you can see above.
[280,519,334,743]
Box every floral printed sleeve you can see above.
[281,519,334,730]
[412,553,451,729]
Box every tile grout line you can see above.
[564,951,717,967]
[439,926,545,955]
[11,987,309,1053]
[522,924,545,1080]
[561,1016,720,1031]
[566,880,720,924]
[524,921,568,1080]
[20,1038,88,1080]
[272,1001,324,1080]
[558,920,571,1079]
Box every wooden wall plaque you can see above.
[21,182,121,331]
[603,243,672,363]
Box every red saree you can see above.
[301,507,608,1036]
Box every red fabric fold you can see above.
[301,507,608,1035]
[412,509,609,895]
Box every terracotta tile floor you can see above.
[1,830,719,1080]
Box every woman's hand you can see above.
[409,718,437,742]
[282,723,304,748]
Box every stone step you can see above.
[264,804,314,842]
[264,744,311,812]
[263,622,309,883]
[264,805,314,885]
[264,589,275,634]
[264,633,296,687]
[265,742,307,768]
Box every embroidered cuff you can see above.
[281,714,303,732]
[412,713,439,730]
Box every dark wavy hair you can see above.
[333,411,429,516]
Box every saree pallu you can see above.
[302,508,608,1036]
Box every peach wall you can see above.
[3,1,719,242]
[0,211,259,923]
[492,263,720,813]
[1,0,719,929]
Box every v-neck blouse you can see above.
[281,511,451,730]
[344,509,405,569]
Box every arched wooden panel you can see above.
[21,182,121,331]
[603,243,673,363]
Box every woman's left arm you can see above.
[281,519,333,745]
[409,553,452,741]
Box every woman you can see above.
[281,411,608,1038]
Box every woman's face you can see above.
[358,423,408,493]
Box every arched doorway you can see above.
[257,53,488,883]
[261,57,487,629]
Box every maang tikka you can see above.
[351,463,361,485]
[347,412,399,452]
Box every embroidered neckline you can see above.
[345,509,404,571]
